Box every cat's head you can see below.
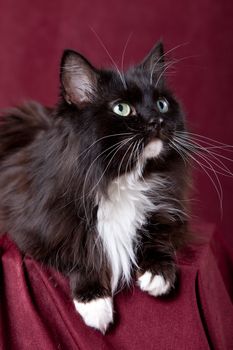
[58,42,186,185]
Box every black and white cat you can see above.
[0,42,190,333]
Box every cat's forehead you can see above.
[103,67,164,102]
[126,67,153,85]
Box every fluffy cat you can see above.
[0,42,190,333]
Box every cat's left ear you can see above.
[60,50,99,106]
[138,41,165,83]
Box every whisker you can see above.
[61,132,134,198]
[128,139,141,177]
[155,55,199,88]
[121,32,133,74]
[172,138,223,216]
[117,138,136,179]
[117,140,137,197]
[169,139,189,166]
[81,138,130,222]
[176,131,233,148]
[82,136,136,222]
[77,132,134,165]
[174,135,233,176]
[87,136,135,199]
[179,135,233,157]
[150,42,189,84]
[173,136,231,176]
[136,139,146,183]
[90,26,127,89]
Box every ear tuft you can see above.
[139,41,165,83]
[60,50,99,106]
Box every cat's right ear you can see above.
[60,50,99,106]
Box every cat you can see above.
[0,41,190,333]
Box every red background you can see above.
[0,0,232,247]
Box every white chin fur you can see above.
[143,139,163,159]
[73,297,113,334]
[138,271,171,297]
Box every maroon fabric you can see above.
[0,224,232,350]
[0,1,233,349]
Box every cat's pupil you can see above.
[118,104,123,112]
[157,98,169,113]
[159,101,164,109]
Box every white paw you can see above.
[73,297,113,334]
[138,271,171,297]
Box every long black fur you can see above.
[0,42,190,304]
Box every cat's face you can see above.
[59,42,185,182]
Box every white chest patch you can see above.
[97,170,155,292]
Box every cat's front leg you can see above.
[137,227,179,297]
[69,269,113,334]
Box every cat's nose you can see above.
[147,117,164,132]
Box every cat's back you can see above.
[0,101,54,237]
[0,101,52,160]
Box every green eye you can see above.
[157,98,169,113]
[113,103,131,117]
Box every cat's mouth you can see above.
[141,125,174,160]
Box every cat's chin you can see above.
[143,139,163,159]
